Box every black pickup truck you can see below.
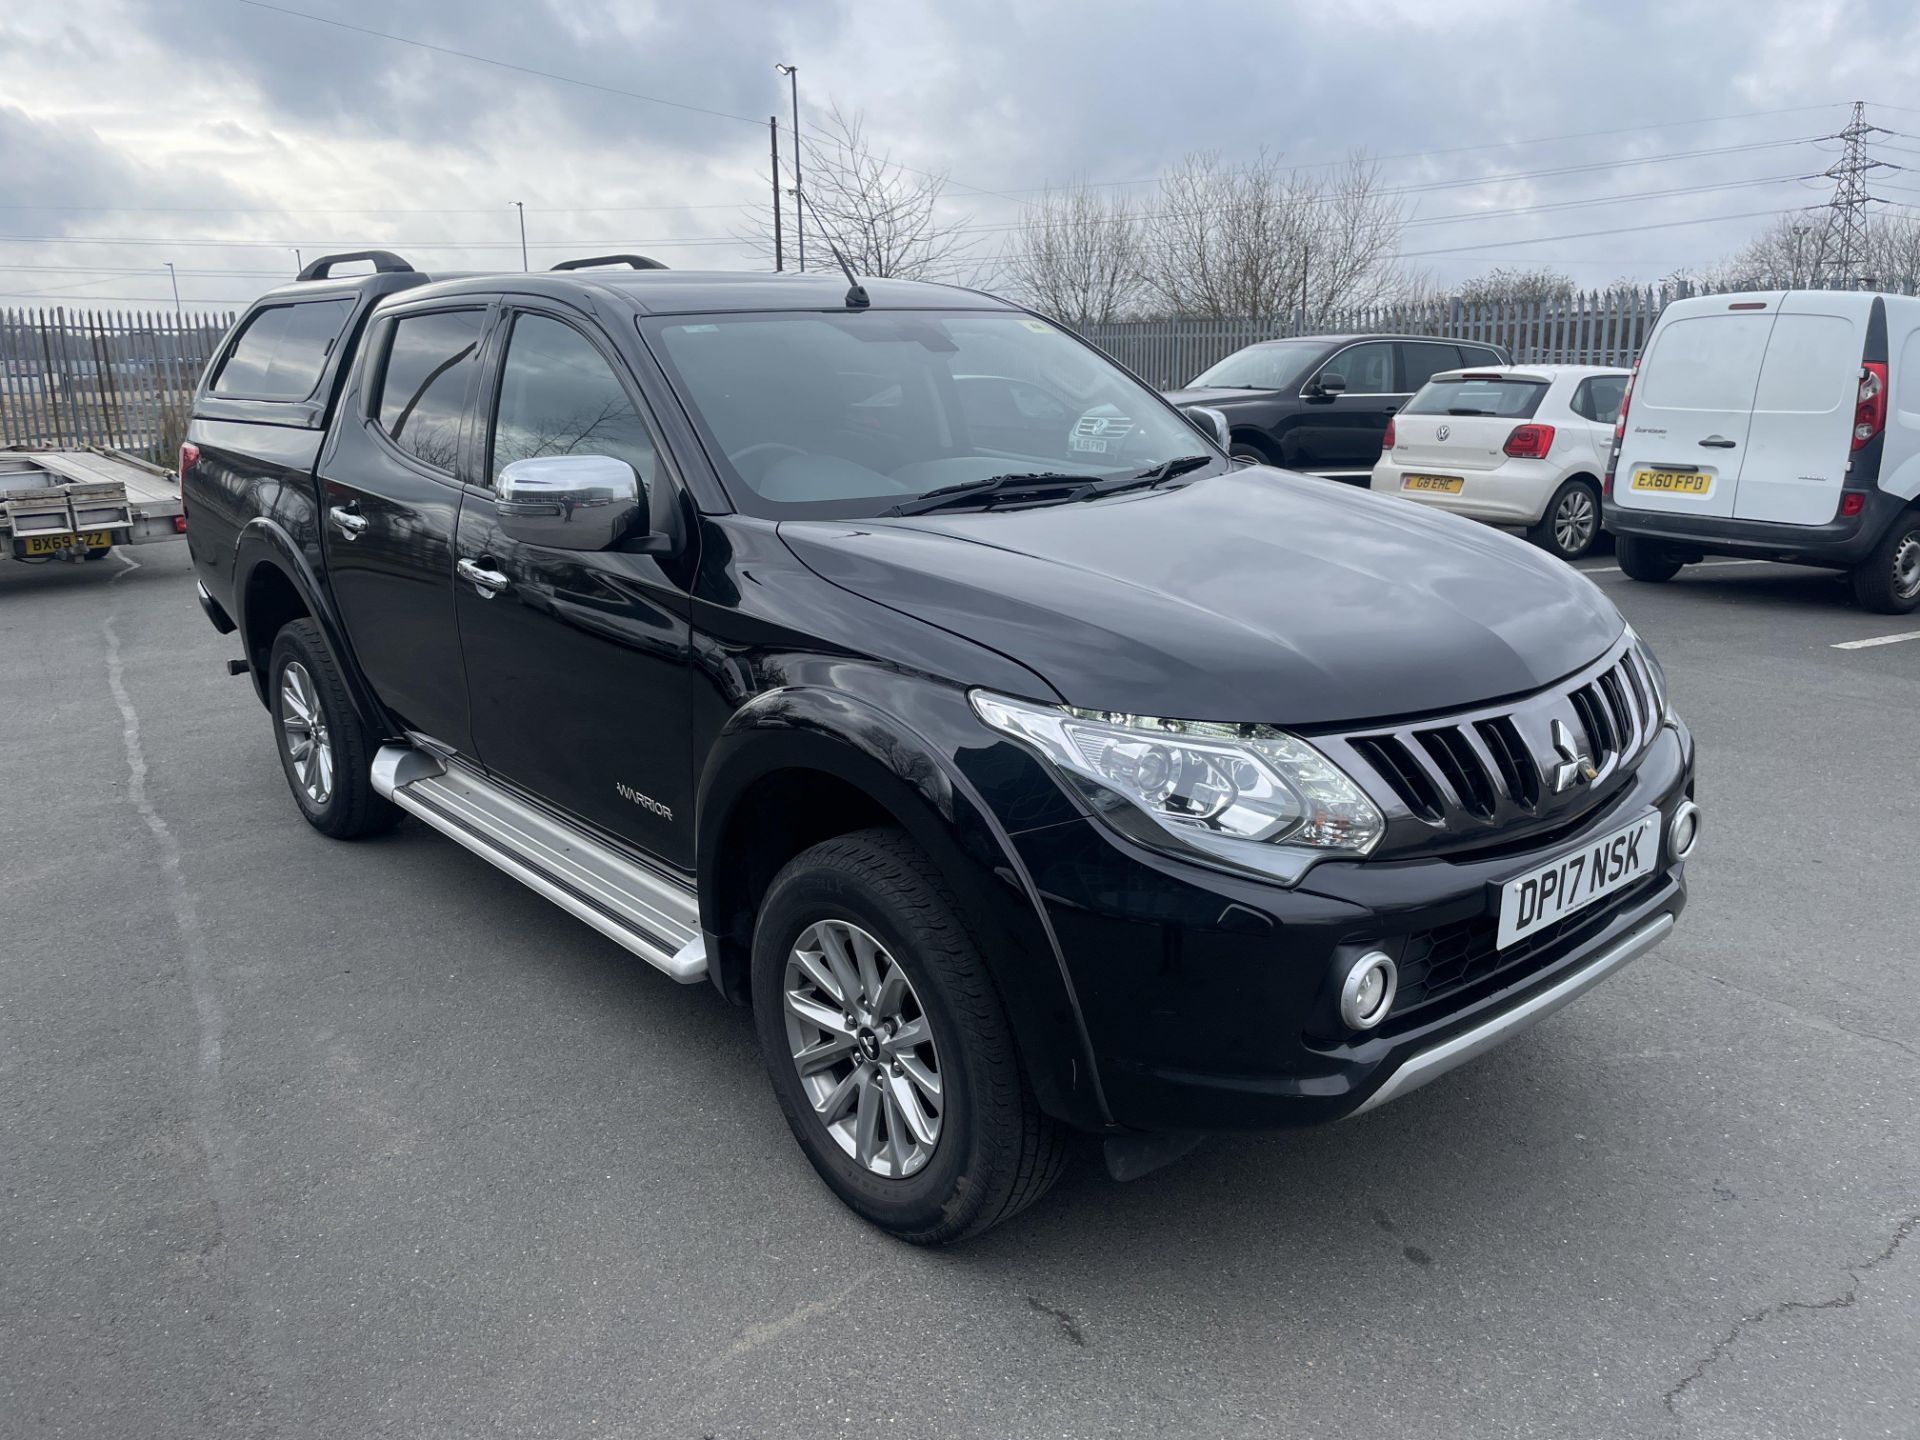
[184,251,1698,1243]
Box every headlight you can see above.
[1626,627,1669,721]
[971,691,1384,883]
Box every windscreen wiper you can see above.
[884,472,1093,516]
[1446,407,1494,416]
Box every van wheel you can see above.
[1616,535,1685,583]
[1528,478,1602,560]
[267,619,399,839]
[1850,512,1920,614]
[751,827,1068,1245]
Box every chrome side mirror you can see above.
[1310,372,1347,398]
[496,454,643,551]
[1183,404,1231,452]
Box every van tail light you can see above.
[1382,417,1397,450]
[1605,358,1640,496]
[1504,423,1555,459]
[1839,492,1867,517]
[1853,362,1887,450]
[1613,360,1639,444]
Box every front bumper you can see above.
[1009,720,1694,1132]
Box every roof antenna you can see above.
[795,189,868,309]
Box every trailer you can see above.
[0,446,183,564]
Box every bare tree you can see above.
[786,104,974,281]
[1862,212,1920,291]
[1689,215,1832,291]
[999,184,1143,326]
[1136,150,1410,322]
[1450,266,1576,306]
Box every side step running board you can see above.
[371,744,707,983]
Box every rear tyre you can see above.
[266,618,398,839]
[82,546,114,562]
[1849,511,1920,615]
[1616,534,1685,583]
[1526,478,1602,561]
[751,827,1068,1245]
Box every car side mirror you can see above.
[1310,372,1347,398]
[1182,404,1231,451]
[496,454,646,552]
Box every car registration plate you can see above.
[1495,811,1659,949]
[1402,474,1464,493]
[1631,469,1710,495]
[19,530,113,556]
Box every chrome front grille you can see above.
[1317,638,1662,850]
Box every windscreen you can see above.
[1403,376,1547,418]
[1189,341,1323,390]
[645,311,1219,517]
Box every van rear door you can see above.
[1732,293,1871,526]
[1614,296,1781,520]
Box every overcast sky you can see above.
[5,0,1920,314]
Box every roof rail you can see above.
[550,254,669,272]
[296,250,416,281]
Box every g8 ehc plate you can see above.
[1496,811,1658,949]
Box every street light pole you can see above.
[292,247,303,275]
[511,200,528,272]
[165,261,182,316]
[775,64,803,272]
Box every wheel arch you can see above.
[695,686,1111,1131]
[232,518,391,737]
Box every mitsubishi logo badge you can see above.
[1550,718,1599,793]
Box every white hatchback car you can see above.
[1371,364,1629,560]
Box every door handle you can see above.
[1699,436,1737,449]
[329,504,368,538]
[457,556,511,597]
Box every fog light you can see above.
[1340,951,1398,1030]
[1669,800,1700,860]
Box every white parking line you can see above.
[1832,629,1920,650]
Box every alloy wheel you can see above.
[782,919,943,1178]
[1554,488,1598,556]
[279,661,334,805]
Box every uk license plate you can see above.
[19,530,113,556]
[1631,469,1710,495]
[1495,811,1659,949]
[1402,474,1464,493]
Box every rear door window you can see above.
[376,309,485,472]
[1404,377,1547,418]
[1460,345,1506,367]
[211,299,353,400]
[1572,375,1628,423]
[1398,341,1462,392]
[1637,315,1773,411]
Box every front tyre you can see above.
[751,828,1067,1244]
[1616,533,1685,583]
[1849,511,1920,614]
[267,619,398,839]
[1527,478,1602,561]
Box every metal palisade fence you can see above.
[0,307,236,463]
[1079,287,1684,390]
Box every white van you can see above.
[1605,290,1920,613]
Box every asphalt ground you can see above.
[3,541,1916,1439]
